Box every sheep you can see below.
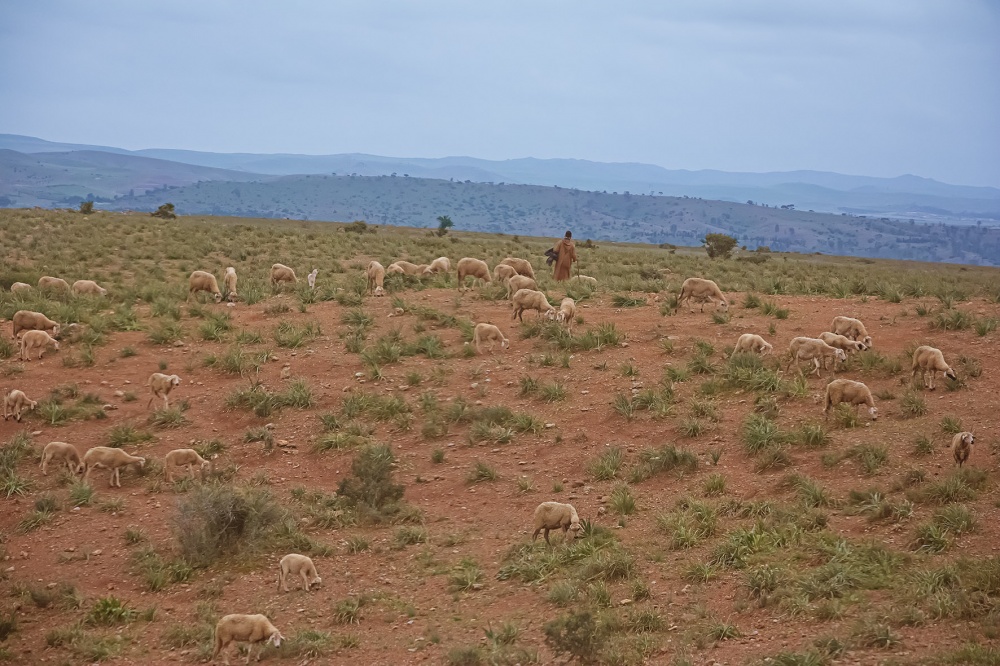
[10,282,32,294]
[569,275,597,288]
[831,316,873,348]
[500,257,535,279]
[676,277,728,312]
[306,268,318,289]
[82,447,146,488]
[212,614,284,665]
[951,431,975,467]
[547,297,577,326]
[40,441,82,476]
[148,372,181,409]
[505,274,537,299]
[386,260,425,276]
[38,276,71,295]
[731,333,773,357]
[11,310,60,339]
[164,448,210,482]
[71,279,108,297]
[3,389,37,422]
[911,345,957,390]
[422,257,451,275]
[270,263,297,286]
[785,337,846,377]
[819,331,868,354]
[222,267,238,302]
[19,330,59,361]
[823,378,878,421]
[456,257,492,290]
[277,553,322,592]
[472,323,509,353]
[366,261,386,296]
[511,288,555,322]
[188,270,223,303]
[532,501,582,544]
[493,263,517,283]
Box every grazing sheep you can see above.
[911,345,958,390]
[511,288,555,322]
[547,297,577,326]
[3,389,37,422]
[831,316,873,348]
[386,260,425,276]
[951,431,974,467]
[569,275,597,288]
[10,282,31,294]
[11,310,60,339]
[819,332,868,354]
[19,330,59,361]
[456,257,492,290]
[71,279,108,297]
[213,614,284,665]
[38,276,71,295]
[676,277,728,312]
[823,378,878,421]
[472,323,509,352]
[277,553,322,592]
[422,257,451,275]
[82,447,146,488]
[147,372,181,409]
[366,261,386,296]
[500,257,535,279]
[164,448,210,482]
[270,263,297,286]
[532,501,582,544]
[493,263,517,283]
[306,268,318,289]
[731,333,773,357]
[222,267,238,302]
[40,441,82,476]
[505,274,537,299]
[188,270,223,303]
[786,337,846,377]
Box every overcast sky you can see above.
[1,1,997,187]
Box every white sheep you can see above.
[831,316,873,348]
[386,260,425,276]
[222,267,238,302]
[38,276,71,295]
[505,274,537,299]
[493,263,517,283]
[911,345,958,390]
[500,257,535,279]
[676,277,728,312]
[277,553,322,592]
[456,257,492,290]
[3,389,37,422]
[731,333,773,357]
[819,332,868,355]
[10,282,31,294]
[82,447,146,487]
[71,279,108,297]
[366,261,386,296]
[40,441,83,476]
[306,268,318,289]
[11,310,60,339]
[19,330,59,361]
[532,501,582,544]
[422,257,451,275]
[188,271,223,303]
[212,614,284,665]
[951,432,974,467]
[511,288,555,322]
[823,378,878,421]
[786,337,846,377]
[472,323,509,353]
[569,275,597,288]
[270,263,297,286]
[547,297,577,326]
[148,372,181,409]
[164,448,210,482]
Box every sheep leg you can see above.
[928,370,936,391]
[41,455,48,475]
[301,570,310,591]
[84,464,94,483]
[811,358,821,377]
[543,528,551,545]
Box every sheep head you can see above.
[868,406,879,421]
[501,338,510,349]
[568,521,583,538]
[267,630,285,648]
[959,432,974,447]
[862,336,873,348]
[945,367,958,381]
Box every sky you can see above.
[1,1,998,187]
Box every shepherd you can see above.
[551,230,577,282]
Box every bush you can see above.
[336,444,407,522]
[703,233,738,259]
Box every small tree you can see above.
[151,203,177,219]
[703,233,738,259]
[78,201,94,215]
[436,215,454,237]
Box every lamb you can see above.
[731,333,773,357]
[505,274,537,299]
[222,267,238,302]
[676,277,729,312]
[164,448,210,482]
[82,447,146,487]
[270,263,297,286]
[38,276,71,295]
[10,282,31,294]
[277,553,322,592]
[493,263,517,283]
[911,345,958,390]
[306,268,318,289]
[830,316,873,348]
[456,257,492,290]
[511,288,555,322]
[785,337,847,377]
[500,257,535,279]
[40,441,83,476]
[19,330,59,361]
[823,378,878,421]
[532,501,582,544]
[366,261,386,296]
[212,614,284,665]
[569,275,597,288]
[71,279,108,297]
[547,297,577,326]
[422,257,451,275]
[472,323,509,353]
[147,372,181,409]
[188,270,223,303]
[951,431,974,467]
[11,310,60,339]
[818,331,868,354]
[3,389,37,422]
[386,260,425,276]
